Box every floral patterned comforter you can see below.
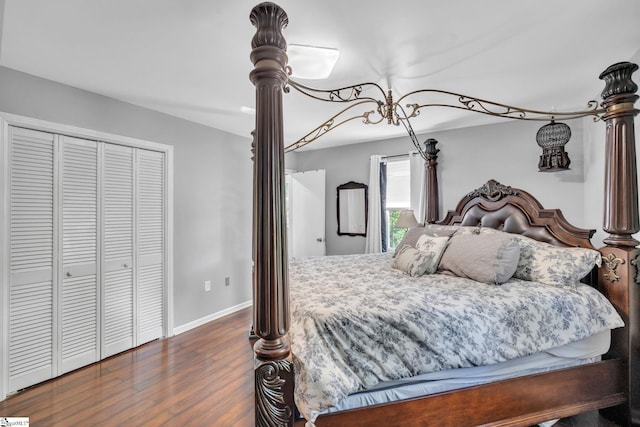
[289,253,624,422]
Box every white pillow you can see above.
[438,232,520,284]
[511,234,601,286]
[392,235,450,276]
[393,226,455,257]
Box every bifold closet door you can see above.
[6,128,167,393]
[8,130,100,389]
[59,136,99,374]
[101,143,135,358]
[101,145,165,355]
[136,149,165,345]
[8,127,55,392]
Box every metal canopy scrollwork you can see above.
[284,99,384,152]
[285,78,605,153]
[396,90,602,122]
[602,253,626,283]
[284,80,389,153]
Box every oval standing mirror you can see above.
[337,181,368,236]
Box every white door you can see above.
[101,143,134,358]
[136,149,165,345]
[101,145,165,356]
[59,136,99,374]
[7,127,56,392]
[289,170,326,259]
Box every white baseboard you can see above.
[172,300,252,336]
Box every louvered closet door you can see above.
[59,136,99,374]
[102,144,134,358]
[136,149,165,344]
[8,127,55,393]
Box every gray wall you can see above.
[0,66,253,329]
[583,116,607,247]
[292,119,591,255]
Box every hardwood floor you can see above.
[0,307,622,426]
[0,308,256,426]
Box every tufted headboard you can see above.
[437,179,596,250]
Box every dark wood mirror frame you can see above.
[337,181,368,237]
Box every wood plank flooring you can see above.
[0,307,622,426]
[0,308,255,426]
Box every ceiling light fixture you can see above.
[287,44,339,80]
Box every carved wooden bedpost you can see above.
[249,3,295,426]
[597,62,640,426]
[424,138,440,224]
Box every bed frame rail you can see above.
[309,360,625,427]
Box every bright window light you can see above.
[287,44,339,79]
[386,159,410,208]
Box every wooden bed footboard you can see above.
[249,3,639,426]
[306,360,625,427]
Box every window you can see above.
[385,158,410,250]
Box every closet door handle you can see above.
[123,263,129,268]
[66,272,72,277]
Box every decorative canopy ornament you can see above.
[284,78,604,171]
[536,120,572,171]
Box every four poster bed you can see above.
[248,3,639,427]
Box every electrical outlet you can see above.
[224,277,230,287]
[204,280,211,292]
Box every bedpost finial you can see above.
[424,138,439,160]
[599,62,638,100]
[250,2,289,51]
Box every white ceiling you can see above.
[1,0,639,150]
